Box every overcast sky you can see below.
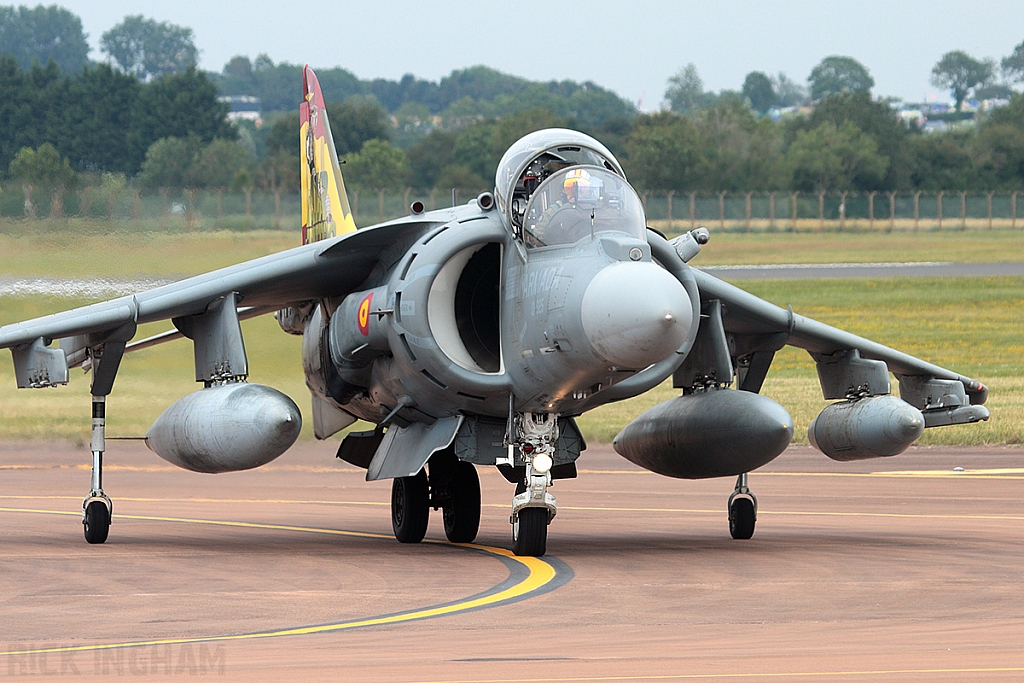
[54,0,1023,109]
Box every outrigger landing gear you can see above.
[83,395,112,544]
[509,413,558,557]
[728,472,756,540]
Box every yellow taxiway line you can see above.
[0,506,561,658]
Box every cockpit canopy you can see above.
[494,129,626,232]
[522,167,646,248]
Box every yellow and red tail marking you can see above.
[300,65,357,244]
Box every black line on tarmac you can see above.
[0,506,573,658]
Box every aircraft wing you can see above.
[0,220,424,355]
[688,267,989,416]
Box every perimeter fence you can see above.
[1,184,1021,235]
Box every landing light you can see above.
[532,453,553,474]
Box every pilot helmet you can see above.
[563,168,601,202]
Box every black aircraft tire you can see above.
[512,507,547,556]
[392,471,429,543]
[443,461,481,544]
[83,500,110,544]
[729,497,756,540]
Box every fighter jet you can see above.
[0,67,990,556]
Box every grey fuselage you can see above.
[300,199,698,429]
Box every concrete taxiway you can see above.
[1,440,1023,681]
[700,261,1024,279]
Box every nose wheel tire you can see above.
[512,507,548,556]
[392,470,430,543]
[83,500,110,544]
[442,461,481,544]
[729,497,756,540]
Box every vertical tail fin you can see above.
[300,65,357,244]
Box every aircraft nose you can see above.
[580,262,692,368]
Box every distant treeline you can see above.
[0,57,234,177]
[214,57,636,127]
[3,57,1024,197]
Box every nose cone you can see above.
[581,262,692,368]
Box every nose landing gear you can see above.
[508,412,559,556]
[511,468,556,556]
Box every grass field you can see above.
[4,226,1024,279]
[1,229,1021,447]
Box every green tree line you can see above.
[0,57,234,177]
[216,57,636,126]
[3,4,1024,198]
[624,91,1024,193]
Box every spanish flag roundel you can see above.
[357,292,373,336]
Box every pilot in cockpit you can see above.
[528,168,606,246]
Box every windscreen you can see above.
[522,167,646,248]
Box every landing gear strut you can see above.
[728,472,756,540]
[509,412,558,557]
[83,395,111,544]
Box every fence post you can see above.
[718,191,726,231]
[353,190,359,222]
[868,191,876,231]
[839,191,848,231]
[186,188,196,231]
[768,192,776,231]
[960,191,967,230]
[689,192,696,230]
[244,189,252,226]
[133,189,141,220]
[273,189,281,229]
[791,191,799,231]
[404,188,412,216]
[22,184,35,219]
[667,190,674,233]
[429,189,436,211]
[888,191,896,233]
[50,188,63,219]
[1013,192,1018,229]
[817,191,825,232]
[217,189,224,225]
[744,192,752,232]
[913,191,920,232]
[987,192,994,229]
[937,190,944,230]
[378,188,385,222]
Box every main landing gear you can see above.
[83,395,112,544]
[728,472,756,540]
[391,449,481,544]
